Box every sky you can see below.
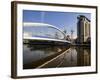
[23,10,91,39]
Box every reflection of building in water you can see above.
[76,47,91,66]
[69,48,77,66]
[77,15,90,43]
[83,50,90,65]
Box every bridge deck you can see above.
[23,37,71,43]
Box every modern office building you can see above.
[77,15,91,43]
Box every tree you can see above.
[66,35,71,41]
[63,29,67,34]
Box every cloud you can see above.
[24,32,32,37]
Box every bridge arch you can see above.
[23,22,67,40]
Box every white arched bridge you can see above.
[23,22,71,44]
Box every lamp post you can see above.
[71,30,74,44]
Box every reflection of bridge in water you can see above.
[23,44,90,69]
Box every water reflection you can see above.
[76,47,91,66]
[23,44,90,69]
[41,47,90,68]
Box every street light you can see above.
[71,30,74,44]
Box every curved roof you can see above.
[23,22,66,39]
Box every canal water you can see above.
[23,44,91,69]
